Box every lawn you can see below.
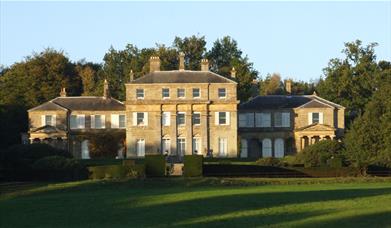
[1,178,391,227]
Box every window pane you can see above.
[162,112,170,126]
[193,113,200,125]
[274,113,282,127]
[192,138,200,154]
[312,113,319,123]
[162,88,170,98]
[136,89,144,98]
[119,115,126,128]
[178,113,185,125]
[218,88,226,98]
[219,112,226,125]
[137,113,144,125]
[192,88,200,98]
[177,89,185,98]
[45,115,52,126]
[95,115,102,128]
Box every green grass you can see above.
[1,178,391,227]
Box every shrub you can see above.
[32,156,88,181]
[184,155,203,177]
[145,155,166,177]
[88,163,145,179]
[281,155,298,167]
[86,131,125,159]
[256,157,283,167]
[297,140,344,167]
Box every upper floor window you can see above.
[218,88,226,98]
[70,115,85,129]
[177,112,186,126]
[41,115,56,127]
[162,88,170,99]
[162,112,170,126]
[274,112,290,127]
[177,88,185,98]
[239,113,254,127]
[192,112,201,125]
[255,113,271,127]
[136,89,144,99]
[309,112,323,124]
[133,112,148,126]
[192,88,200,98]
[111,114,126,128]
[216,112,230,125]
[91,115,105,129]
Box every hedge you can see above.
[145,155,166,177]
[88,163,145,179]
[184,155,203,177]
[32,156,88,181]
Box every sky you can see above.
[1,1,390,81]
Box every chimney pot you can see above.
[179,52,185,71]
[201,59,209,71]
[129,69,134,82]
[60,88,67,97]
[230,67,236,78]
[149,56,161,73]
[103,79,110,99]
[285,80,292,95]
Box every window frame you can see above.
[118,114,126,128]
[162,88,170,99]
[136,88,144,99]
[192,112,201,125]
[218,88,227,98]
[192,88,200,99]
[162,112,170,126]
[177,112,186,126]
[177,88,185,99]
[219,112,227,125]
[312,112,320,124]
[137,112,145,126]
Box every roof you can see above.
[28,97,125,112]
[239,95,343,110]
[129,70,237,84]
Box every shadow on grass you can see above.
[1,180,390,227]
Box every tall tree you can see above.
[173,35,207,70]
[259,73,284,95]
[207,36,258,101]
[75,61,102,96]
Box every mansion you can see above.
[27,53,344,159]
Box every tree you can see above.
[75,61,103,96]
[259,73,284,95]
[344,74,391,173]
[86,131,126,159]
[317,40,384,124]
[297,140,345,167]
[207,36,258,101]
[173,35,207,70]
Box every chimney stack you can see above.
[179,52,185,71]
[201,59,209,71]
[285,80,292,95]
[103,79,110,99]
[230,67,236,78]
[149,56,161,73]
[129,69,134,82]
[60,88,67,97]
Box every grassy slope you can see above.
[1,178,391,228]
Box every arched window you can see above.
[262,138,272,157]
[274,138,285,158]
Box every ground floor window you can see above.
[136,139,145,157]
[81,140,90,159]
[192,137,201,154]
[274,138,284,158]
[262,138,272,157]
[218,138,228,157]
[177,138,186,156]
[240,139,248,158]
[162,138,171,155]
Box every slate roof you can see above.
[130,71,236,84]
[239,95,343,110]
[28,97,125,112]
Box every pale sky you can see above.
[1,1,390,81]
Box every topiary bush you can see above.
[32,156,88,181]
[145,155,166,177]
[297,140,345,167]
[184,155,203,177]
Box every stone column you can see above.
[156,111,162,154]
[310,136,315,145]
[185,105,193,155]
[170,107,177,156]
[201,105,209,157]
[301,137,305,151]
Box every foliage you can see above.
[32,156,88,181]
[145,154,166,177]
[86,131,125,159]
[88,163,145,179]
[184,155,203,177]
[297,140,345,167]
[255,157,283,166]
[0,104,28,148]
[259,73,284,95]
[344,75,391,171]
[173,35,207,70]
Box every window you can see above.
[136,139,145,157]
[216,112,230,125]
[177,138,186,156]
[308,112,323,124]
[136,89,144,99]
[91,115,105,129]
[42,115,56,127]
[262,138,272,157]
[70,115,85,129]
[274,113,283,127]
[192,137,201,154]
[192,88,200,98]
[177,112,185,126]
[218,138,228,157]
[177,88,185,98]
[282,113,290,127]
[218,88,226,98]
[240,139,248,158]
[162,112,170,126]
[162,88,170,98]
[239,113,254,127]
[162,138,171,154]
[111,114,126,128]
[192,112,201,125]
[81,140,90,159]
[255,113,271,127]
[133,112,148,126]
[274,138,285,158]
